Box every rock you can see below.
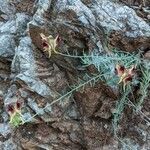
[44,0,150,52]
[82,118,114,149]
[0,123,11,137]
[0,0,15,16]
[15,13,31,35]
[31,0,50,26]
[9,0,36,15]
[0,0,149,149]
[0,13,30,35]
[6,32,71,127]
[0,58,11,80]
[0,138,17,150]
[0,20,16,34]
[94,97,114,119]
[75,82,116,118]
[4,84,19,106]
[0,34,15,59]
[13,123,83,150]
[11,37,55,98]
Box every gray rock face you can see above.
[30,0,50,26]
[0,0,15,15]
[0,11,31,60]
[0,123,11,137]
[45,0,150,52]
[16,13,31,35]
[0,20,16,34]
[91,0,150,37]
[0,0,149,149]
[0,138,17,150]
[11,36,35,76]
[0,34,15,59]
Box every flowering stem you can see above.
[24,73,108,123]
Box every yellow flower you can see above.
[7,101,24,127]
[40,33,61,57]
[115,64,136,86]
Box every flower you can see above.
[115,64,136,86]
[40,33,61,57]
[7,101,24,127]
[7,104,14,114]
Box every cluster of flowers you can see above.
[6,33,137,127]
[40,33,136,87]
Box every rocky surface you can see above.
[0,0,149,149]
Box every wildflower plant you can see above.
[112,84,131,134]
[36,33,150,149]
[7,101,24,127]
[23,72,106,123]
[40,33,61,57]
[115,64,136,89]
[136,64,150,110]
[11,32,148,150]
[81,50,140,89]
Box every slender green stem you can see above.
[24,73,107,123]
[113,85,131,132]
[56,51,140,61]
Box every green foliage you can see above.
[82,50,140,71]
[79,50,149,148]
[81,50,141,87]
[24,73,106,123]
[19,47,149,149]
[137,65,150,110]
[112,84,131,134]
[9,112,24,127]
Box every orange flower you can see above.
[115,64,136,86]
[40,33,61,57]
